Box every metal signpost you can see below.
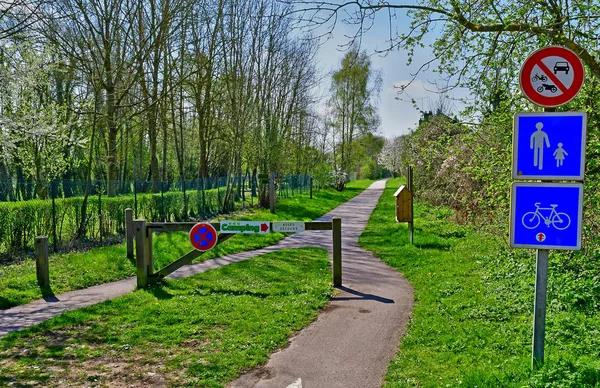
[515,46,586,369]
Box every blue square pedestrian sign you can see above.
[510,182,583,250]
[512,112,587,180]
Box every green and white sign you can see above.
[220,221,270,234]
[272,221,305,233]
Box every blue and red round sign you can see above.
[189,223,218,252]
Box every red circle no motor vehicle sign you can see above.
[520,46,584,107]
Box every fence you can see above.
[0,174,311,261]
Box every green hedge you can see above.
[0,175,311,261]
[0,188,238,261]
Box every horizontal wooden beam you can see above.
[146,222,221,233]
[304,222,333,231]
[144,221,333,233]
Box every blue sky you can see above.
[311,6,468,139]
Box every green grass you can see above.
[359,178,600,387]
[0,180,374,309]
[0,248,333,387]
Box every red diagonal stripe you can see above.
[537,60,569,94]
[198,231,209,242]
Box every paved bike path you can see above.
[228,180,414,388]
[0,180,414,387]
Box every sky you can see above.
[310,6,467,139]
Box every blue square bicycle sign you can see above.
[510,182,583,250]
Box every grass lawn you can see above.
[0,248,332,387]
[0,180,374,309]
[359,178,600,387]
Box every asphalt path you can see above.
[228,180,414,388]
[0,180,414,388]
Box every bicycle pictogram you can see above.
[522,202,571,230]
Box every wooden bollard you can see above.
[332,217,342,287]
[125,208,134,259]
[134,219,148,288]
[269,171,275,214]
[35,236,49,287]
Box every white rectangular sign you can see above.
[272,222,305,233]
[220,221,270,234]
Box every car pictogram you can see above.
[553,61,570,74]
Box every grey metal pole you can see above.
[532,106,555,369]
[532,248,549,368]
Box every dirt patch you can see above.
[0,327,191,387]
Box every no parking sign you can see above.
[189,223,218,252]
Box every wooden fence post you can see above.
[125,208,134,259]
[146,227,154,277]
[269,171,275,214]
[134,219,148,288]
[332,217,342,287]
[310,177,313,199]
[35,236,49,287]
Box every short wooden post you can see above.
[309,177,313,199]
[125,208,134,259]
[146,228,154,277]
[269,171,275,214]
[332,217,342,287]
[134,219,148,288]
[35,236,49,287]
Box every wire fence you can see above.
[0,174,311,262]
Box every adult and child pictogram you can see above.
[513,112,586,180]
[529,122,569,170]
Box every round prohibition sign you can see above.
[520,46,584,107]
[189,223,218,252]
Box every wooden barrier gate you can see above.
[130,217,342,288]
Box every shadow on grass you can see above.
[148,284,175,300]
[414,242,452,250]
[191,286,273,299]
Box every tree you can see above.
[289,1,600,110]
[378,136,404,177]
[328,46,381,190]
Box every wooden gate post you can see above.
[332,217,342,287]
[134,219,148,288]
[35,236,49,287]
[125,208,134,259]
[269,171,276,214]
